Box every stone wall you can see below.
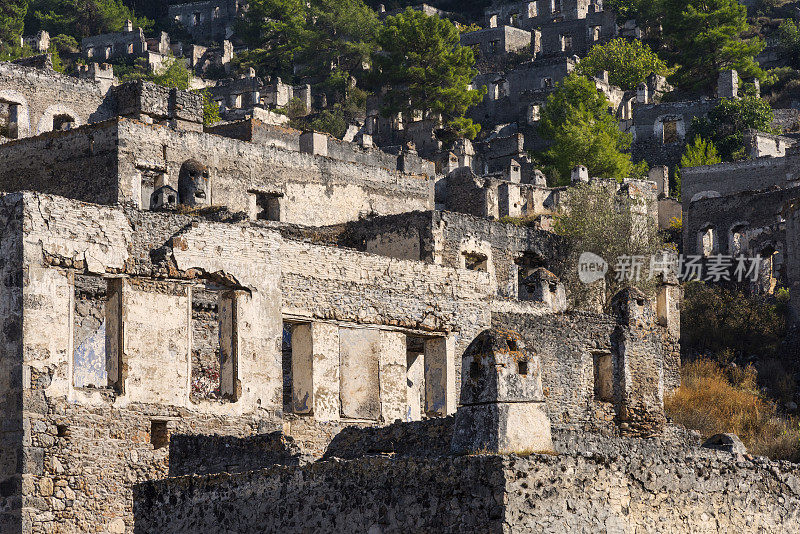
[132,434,800,533]
[167,432,305,477]
[496,305,678,434]
[0,120,121,205]
[0,194,23,533]
[681,149,800,204]
[0,192,500,532]
[683,184,796,263]
[0,61,115,141]
[330,210,564,300]
[168,0,240,43]
[0,118,436,225]
[539,11,616,58]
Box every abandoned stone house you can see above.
[681,134,800,293]
[205,70,312,123]
[81,20,179,75]
[0,57,717,532]
[168,0,245,44]
[461,0,616,62]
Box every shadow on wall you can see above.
[322,417,455,460]
[167,431,304,477]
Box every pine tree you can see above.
[662,0,766,90]
[538,74,647,185]
[372,8,485,140]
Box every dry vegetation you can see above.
[666,360,800,461]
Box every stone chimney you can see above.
[451,328,553,454]
[571,165,589,184]
[124,19,134,32]
[717,69,738,99]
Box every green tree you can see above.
[300,0,378,80]
[675,136,721,198]
[661,0,766,90]
[553,181,664,310]
[234,0,310,80]
[0,0,28,55]
[119,57,190,90]
[689,93,775,161]
[49,32,78,54]
[372,8,485,140]
[26,0,152,41]
[538,73,647,185]
[197,88,221,126]
[776,19,800,69]
[576,38,674,90]
[605,0,663,25]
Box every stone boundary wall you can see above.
[132,435,800,533]
[167,432,306,477]
[207,119,436,177]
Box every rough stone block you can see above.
[450,401,552,454]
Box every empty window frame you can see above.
[405,335,426,422]
[52,114,75,132]
[150,420,169,449]
[699,226,717,257]
[250,191,282,221]
[73,275,122,391]
[592,351,613,402]
[282,322,294,413]
[190,286,239,403]
[0,101,21,139]
[662,119,679,144]
[463,251,488,272]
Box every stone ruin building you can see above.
[0,56,799,534]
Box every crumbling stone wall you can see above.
[133,437,800,533]
[168,0,241,44]
[0,61,115,141]
[683,185,796,260]
[0,120,120,204]
[0,195,23,533]
[496,305,675,434]
[167,432,306,477]
[1,192,499,532]
[681,149,800,203]
[331,210,565,300]
[0,118,435,225]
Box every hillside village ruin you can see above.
[1,0,800,533]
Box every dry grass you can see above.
[666,360,800,461]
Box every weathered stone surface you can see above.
[702,433,748,455]
[133,432,800,533]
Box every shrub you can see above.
[666,360,800,460]
[681,281,786,359]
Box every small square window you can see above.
[463,252,488,272]
[518,361,528,375]
[150,420,169,449]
